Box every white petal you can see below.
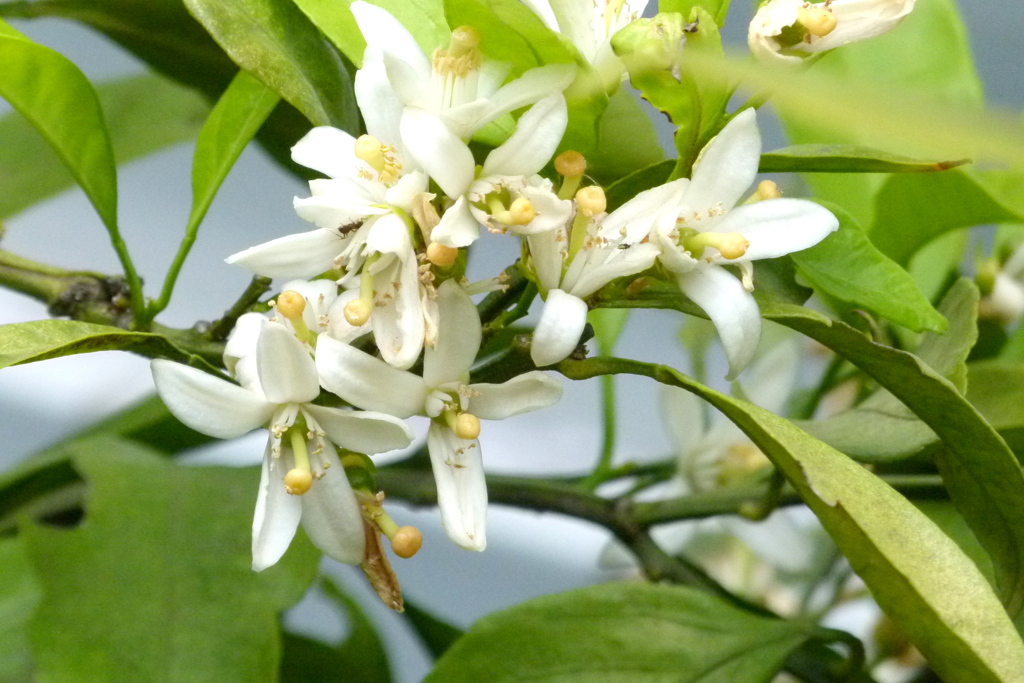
[151,360,274,439]
[516,183,574,235]
[291,126,358,179]
[432,196,480,248]
[530,289,588,367]
[470,372,562,420]
[383,171,429,211]
[519,0,559,32]
[806,0,916,52]
[354,47,405,150]
[401,107,476,198]
[685,109,761,213]
[223,312,264,375]
[252,449,303,571]
[661,384,707,456]
[256,321,320,404]
[225,229,343,279]
[676,266,762,380]
[747,0,803,64]
[565,242,660,299]
[371,256,425,370]
[427,423,487,551]
[315,335,428,418]
[600,178,689,243]
[714,199,839,262]
[741,341,799,414]
[350,1,432,79]
[481,94,567,178]
[722,510,815,572]
[293,196,380,231]
[381,50,433,110]
[300,446,367,565]
[424,280,482,386]
[526,229,567,293]
[304,405,414,453]
[364,213,412,256]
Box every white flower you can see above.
[642,109,838,378]
[749,0,916,64]
[152,321,414,571]
[315,280,563,551]
[521,0,648,89]
[431,94,574,248]
[979,245,1024,325]
[350,0,576,199]
[226,129,430,370]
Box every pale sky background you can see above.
[0,1,1020,680]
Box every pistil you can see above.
[682,231,750,260]
[285,427,313,495]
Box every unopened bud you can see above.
[555,151,587,178]
[756,180,782,200]
[611,14,687,76]
[454,413,481,440]
[391,526,423,558]
[427,242,459,267]
[575,186,607,216]
[508,197,537,225]
[284,468,313,495]
[797,6,838,38]
[718,233,750,260]
[345,298,372,326]
[276,290,306,319]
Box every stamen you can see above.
[353,134,400,182]
[754,180,782,201]
[285,427,313,495]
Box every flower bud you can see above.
[391,526,423,558]
[284,468,313,495]
[575,186,607,217]
[427,242,459,267]
[611,14,687,76]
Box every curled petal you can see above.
[530,289,588,367]
[304,405,414,453]
[685,109,761,214]
[350,1,432,82]
[424,280,482,386]
[151,360,274,439]
[481,94,568,178]
[291,126,358,179]
[432,196,480,248]
[370,256,425,370]
[252,449,303,571]
[256,321,320,405]
[427,423,487,551]
[401,108,476,198]
[315,335,428,418]
[470,372,563,420]
[225,229,343,279]
[300,446,367,566]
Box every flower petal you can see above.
[432,196,480,248]
[424,280,482,386]
[151,360,274,439]
[684,109,761,213]
[252,448,303,571]
[661,384,706,456]
[427,423,487,551]
[291,126,358,179]
[300,445,367,565]
[315,335,428,418]
[401,107,477,198]
[481,94,567,178]
[304,405,414,453]
[526,229,566,293]
[600,178,689,243]
[354,47,405,152]
[470,372,562,420]
[350,1,432,80]
[807,0,916,52]
[676,266,762,380]
[223,312,264,375]
[530,289,588,367]
[741,341,798,414]
[225,229,343,279]
[256,321,320,405]
[564,242,659,299]
[713,198,839,262]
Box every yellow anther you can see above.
[575,186,607,217]
[426,242,459,267]
[276,290,306,319]
[454,412,481,440]
[508,197,537,226]
[797,6,838,38]
[555,150,587,178]
[391,526,423,558]
[717,233,751,260]
[345,298,372,326]
[756,180,782,200]
[284,468,313,495]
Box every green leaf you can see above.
[869,169,1024,267]
[183,0,358,130]
[0,320,212,370]
[760,145,969,174]
[21,437,320,682]
[791,203,946,333]
[965,361,1024,457]
[0,538,40,682]
[586,87,664,183]
[659,0,730,26]
[561,359,1024,683]
[280,578,391,683]
[0,24,117,232]
[0,74,208,220]
[403,600,463,660]
[768,305,1024,626]
[426,583,811,683]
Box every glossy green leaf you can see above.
[869,169,1024,266]
[0,538,40,683]
[183,0,357,130]
[561,358,1024,683]
[403,601,463,660]
[791,203,946,333]
[0,24,117,232]
[587,86,663,183]
[965,361,1024,457]
[21,437,320,682]
[426,582,811,683]
[0,74,208,220]
[0,320,210,370]
[760,145,968,174]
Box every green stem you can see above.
[103,220,146,327]
[205,276,272,340]
[144,219,205,325]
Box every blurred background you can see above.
[0,1,1020,680]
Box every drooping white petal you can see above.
[599,178,689,243]
[431,196,480,248]
[299,445,367,566]
[747,0,804,64]
[713,199,839,262]
[315,335,429,418]
[516,183,574,234]
[470,372,563,420]
[481,94,567,178]
[424,280,482,386]
[401,107,477,198]
[252,449,303,571]
[255,321,321,405]
[151,360,274,439]
[526,229,567,293]
[722,511,815,572]
[661,384,707,456]
[350,1,432,80]
[226,229,343,279]
[304,405,414,453]
[530,289,588,367]
[291,126,358,179]
[427,422,487,551]
[685,110,761,214]
[369,255,425,370]
[676,265,762,380]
